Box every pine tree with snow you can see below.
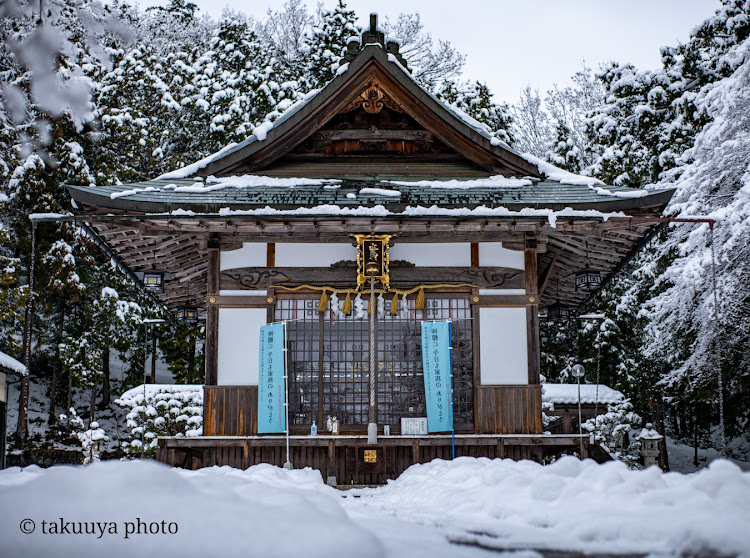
[306,0,359,89]
[438,80,513,144]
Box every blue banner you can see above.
[257,323,286,434]
[421,321,454,433]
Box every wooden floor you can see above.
[156,434,590,485]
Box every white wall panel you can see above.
[220,243,266,271]
[389,243,470,267]
[479,244,524,269]
[217,308,266,385]
[479,307,528,385]
[275,243,353,267]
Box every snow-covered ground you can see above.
[1,456,748,558]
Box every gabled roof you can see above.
[188,44,541,178]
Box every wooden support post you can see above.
[243,439,251,470]
[205,233,220,386]
[525,236,541,385]
[497,438,506,459]
[328,440,335,482]
[412,439,420,464]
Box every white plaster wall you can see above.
[217,308,266,385]
[275,243,353,267]
[478,289,527,295]
[479,307,528,385]
[220,243,266,271]
[389,243,470,267]
[218,290,267,297]
[479,244,524,270]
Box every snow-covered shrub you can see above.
[115,385,203,458]
[59,408,109,464]
[583,400,643,468]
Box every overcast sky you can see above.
[138,0,721,102]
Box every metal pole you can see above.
[283,320,292,469]
[709,223,726,455]
[577,376,584,457]
[367,278,377,444]
[448,320,455,460]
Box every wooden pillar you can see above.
[205,233,220,386]
[524,235,541,384]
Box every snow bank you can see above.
[0,460,383,558]
[542,383,624,405]
[350,456,750,557]
[0,350,27,376]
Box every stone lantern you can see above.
[638,423,663,468]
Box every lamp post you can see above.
[572,364,585,457]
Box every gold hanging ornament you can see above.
[351,234,396,291]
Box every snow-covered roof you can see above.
[542,383,624,405]
[0,350,27,376]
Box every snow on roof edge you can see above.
[0,350,28,376]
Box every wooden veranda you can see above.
[156,434,599,485]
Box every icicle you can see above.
[330,292,339,317]
[317,289,329,312]
[377,293,385,319]
[342,292,352,314]
[415,287,425,310]
[390,292,399,315]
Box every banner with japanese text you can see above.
[420,320,453,433]
[257,323,286,434]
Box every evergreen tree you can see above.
[439,80,513,144]
[306,0,359,89]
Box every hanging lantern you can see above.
[545,278,573,321]
[545,301,574,321]
[574,268,602,292]
[573,239,603,292]
[176,307,199,323]
[142,271,165,291]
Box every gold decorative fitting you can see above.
[363,449,377,463]
[266,297,274,304]
[209,297,216,304]
[529,296,536,303]
[472,296,479,303]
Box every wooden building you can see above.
[68,20,674,482]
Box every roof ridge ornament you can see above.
[344,13,410,71]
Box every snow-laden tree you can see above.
[642,37,750,443]
[438,80,513,144]
[510,86,553,158]
[306,0,359,89]
[192,13,301,152]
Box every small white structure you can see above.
[638,423,664,468]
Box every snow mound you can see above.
[351,456,750,557]
[542,383,624,405]
[0,460,383,558]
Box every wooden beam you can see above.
[221,266,525,291]
[537,252,559,296]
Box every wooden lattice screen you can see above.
[274,292,474,433]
